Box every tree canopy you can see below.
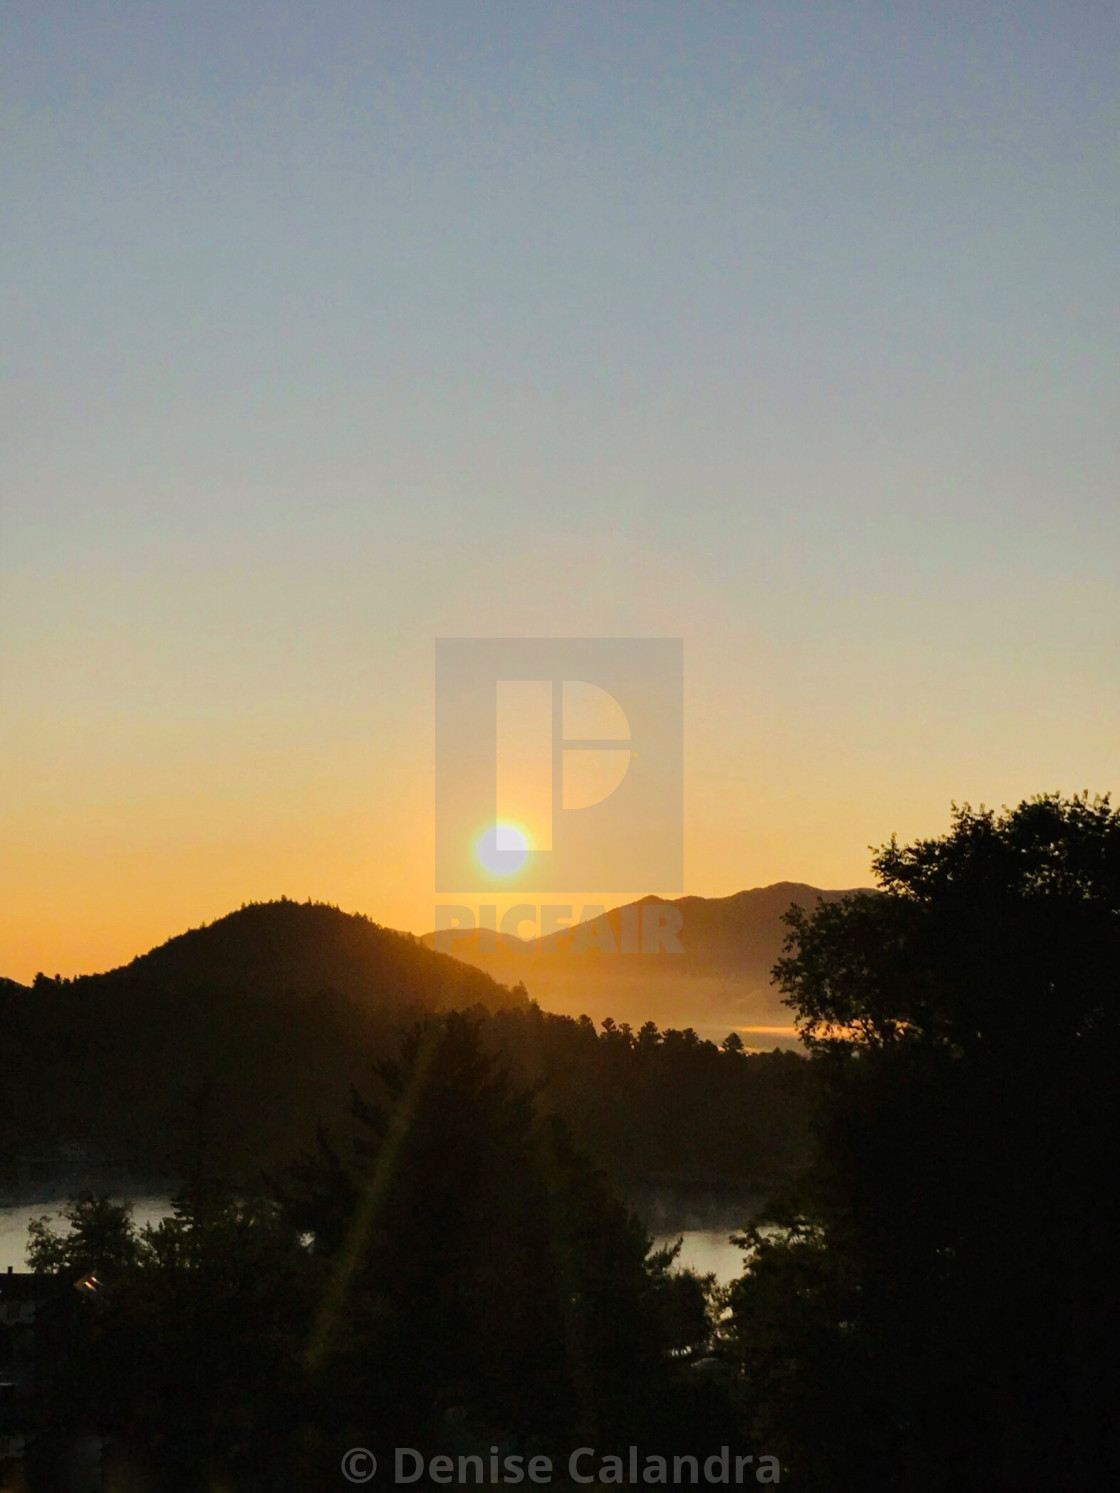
[724,794,1120,1491]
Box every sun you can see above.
[476,822,531,877]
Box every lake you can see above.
[2,1201,749,1284]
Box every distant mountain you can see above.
[423,883,869,1039]
[72,899,524,1013]
[0,976,30,996]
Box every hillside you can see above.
[74,898,524,1013]
[0,901,524,1185]
[0,897,815,1201]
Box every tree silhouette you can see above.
[277,1011,702,1452]
[724,794,1120,1491]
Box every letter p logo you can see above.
[436,640,682,893]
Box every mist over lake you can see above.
[1,1191,756,1285]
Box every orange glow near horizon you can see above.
[2,7,1118,987]
[1,564,1118,985]
[3,710,1117,985]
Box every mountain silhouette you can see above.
[423,883,868,1037]
[37,899,525,1013]
[0,901,525,1183]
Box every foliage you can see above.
[20,1015,739,1488]
[26,1193,140,1276]
[1,969,810,1193]
[723,794,1120,1491]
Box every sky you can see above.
[2,1,1118,981]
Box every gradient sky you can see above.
[3,2,1118,980]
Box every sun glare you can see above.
[476,822,531,877]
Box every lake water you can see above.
[1,1203,749,1285]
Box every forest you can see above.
[0,900,810,1199]
[3,793,1118,1490]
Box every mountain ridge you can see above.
[2,885,872,1038]
[422,881,872,1036]
[8,899,523,1014]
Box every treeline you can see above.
[483,1008,809,1189]
[12,1015,758,1491]
[1,950,809,1198]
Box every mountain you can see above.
[0,889,855,1186]
[423,883,869,1040]
[67,898,525,1013]
[0,901,525,1187]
